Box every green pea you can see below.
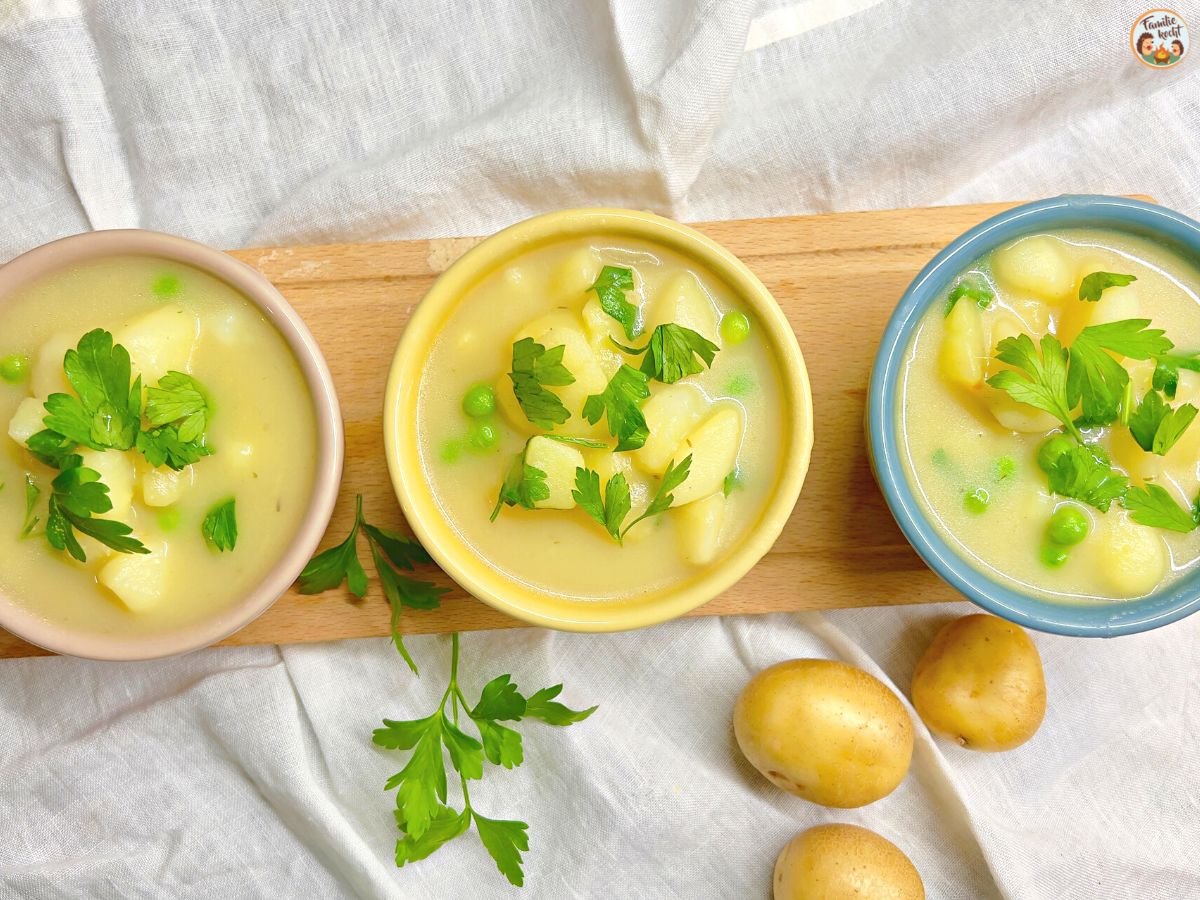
[1047,504,1089,546]
[152,274,181,297]
[462,384,496,418]
[725,372,754,397]
[1039,543,1069,568]
[931,448,952,470]
[0,353,30,384]
[719,311,751,346]
[440,440,464,463]
[157,507,182,532]
[963,486,990,515]
[468,422,499,451]
[993,456,1016,481]
[1037,434,1075,474]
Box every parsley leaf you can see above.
[582,364,650,451]
[1045,443,1128,512]
[25,429,76,469]
[393,804,471,868]
[1129,391,1198,455]
[524,683,598,726]
[44,329,142,451]
[136,425,214,471]
[987,334,1080,439]
[491,447,550,521]
[1124,484,1198,533]
[541,434,608,449]
[1078,271,1137,302]
[1153,351,1200,400]
[614,324,720,384]
[384,719,448,840]
[508,338,574,429]
[146,371,210,442]
[20,474,40,538]
[201,498,237,552]
[590,265,640,340]
[622,455,692,538]
[471,674,527,721]
[474,815,530,887]
[44,461,148,562]
[1068,320,1173,426]
[945,273,994,315]
[571,467,631,543]
[297,496,369,597]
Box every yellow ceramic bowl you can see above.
[384,209,813,631]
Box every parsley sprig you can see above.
[44,457,149,561]
[612,323,720,385]
[1124,484,1199,533]
[590,266,640,340]
[298,495,447,673]
[139,371,214,470]
[1079,271,1136,302]
[202,498,238,552]
[1128,390,1197,455]
[572,455,692,543]
[945,273,994,315]
[508,338,574,429]
[373,634,596,887]
[42,329,142,452]
[581,364,651,451]
[1153,351,1200,399]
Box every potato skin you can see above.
[911,614,1046,752]
[773,824,925,900]
[734,659,914,808]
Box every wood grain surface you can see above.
[1,199,1122,658]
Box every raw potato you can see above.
[31,332,74,398]
[774,824,925,900]
[7,396,45,447]
[669,404,743,506]
[991,236,1073,301]
[734,659,914,808]
[938,297,986,389]
[78,449,135,521]
[524,436,584,510]
[633,382,708,475]
[674,491,725,565]
[116,305,200,384]
[911,614,1046,752]
[98,542,168,613]
[1098,512,1168,597]
[647,272,721,345]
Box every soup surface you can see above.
[0,255,318,636]
[901,229,1200,602]
[416,238,788,600]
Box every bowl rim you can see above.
[869,194,1200,637]
[383,208,814,632]
[0,229,344,660]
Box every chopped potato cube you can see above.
[1058,282,1140,345]
[669,404,743,506]
[938,295,986,389]
[116,305,200,384]
[31,332,75,398]
[1098,513,1168,597]
[675,492,725,565]
[548,247,602,299]
[514,312,608,438]
[524,436,584,510]
[7,396,45,447]
[140,461,194,507]
[98,542,167,613]
[79,449,135,520]
[647,272,721,345]
[633,382,709,475]
[582,297,628,351]
[992,236,1074,301]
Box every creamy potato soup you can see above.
[0,256,317,636]
[416,239,786,600]
[901,230,1200,602]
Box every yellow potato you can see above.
[734,659,914,808]
[1097,511,1168,597]
[674,491,725,565]
[911,614,1046,751]
[774,824,925,900]
[991,236,1073,301]
[669,404,743,506]
[524,436,584,510]
[938,296,986,389]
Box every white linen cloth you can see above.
[1,1,1198,897]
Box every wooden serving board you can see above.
[2,199,1134,659]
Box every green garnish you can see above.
[44,458,148,562]
[945,273,994,315]
[490,448,549,521]
[963,487,990,515]
[374,634,595,886]
[43,329,142,451]
[1128,390,1197,455]
[1047,505,1089,546]
[1152,351,1200,400]
[1123,484,1199,533]
[508,338,574,429]
[20,474,40,537]
[1078,271,1137,302]
[441,440,463,463]
[0,353,29,384]
[145,371,210,442]
[157,507,181,531]
[202,498,237,552]
[467,422,499,452]
[1039,543,1069,568]
[1044,443,1128,513]
[613,324,720,385]
[725,372,754,396]
[723,469,742,496]
[581,365,650,451]
[152,274,181,297]
[590,266,640,340]
[297,495,446,674]
[987,333,1080,440]
[462,384,496,419]
[136,425,214,471]
[719,311,751,345]
[1067,320,1172,426]
[993,456,1017,481]
[571,467,630,543]
[25,429,77,469]
[1036,435,1075,474]
[621,455,692,535]
[541,434,608,449]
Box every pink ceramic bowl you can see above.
[0,230,343,660]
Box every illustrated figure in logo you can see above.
[1171,38,1185,62]
[1137,31,1158,62]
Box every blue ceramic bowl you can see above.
[869,195,1200,637]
